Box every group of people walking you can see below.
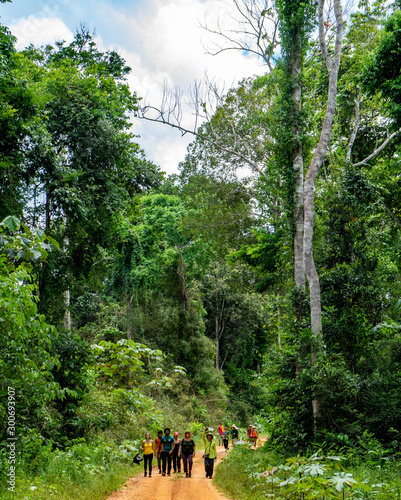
[141,428,195,478]
[140,423,248,480]
[217,423,239,450]
[247,424,259,447]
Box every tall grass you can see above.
[0,437,139,500]
[0,420,207,500]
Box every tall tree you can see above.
[275,0,316,292]
[303,0,343,345]
[11,29,162,324]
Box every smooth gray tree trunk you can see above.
[291,26,306,292]
[303,0,344,425]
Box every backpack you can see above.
[180,438,194,455]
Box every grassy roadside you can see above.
[0,438,142,500]
[214,442,269,500]
[4,464,134,500]
[214,441,401,499]
[1,427,208,500]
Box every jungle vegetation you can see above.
[2,0,401,498]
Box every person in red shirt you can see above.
[218,423,224,446]
[247,425,252,442]
[154,430,163,474]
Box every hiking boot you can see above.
[188,471,191,478]
[158,469,161,474]
[186,473,189,478]
[162,473,165,476]
[144,471,147,477]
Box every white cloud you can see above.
[10,16,74,50]
[94,0,267,174]
[7,0,269,174]
[132,117,193,176]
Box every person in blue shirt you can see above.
[160,427,174,476]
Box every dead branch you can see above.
[138,102,265,175]
[353,130,400,167]
[201,0,279,72]
[138,1,278,176]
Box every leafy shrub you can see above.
[216,443,401,499]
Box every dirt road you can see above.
[106,444,230,500]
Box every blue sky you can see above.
[1,0,266,173]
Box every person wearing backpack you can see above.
[230,424,239,445]
[251,425,258,447]
[222,426,230,451]
[179,430,195,478]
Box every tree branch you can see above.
[381,199,401,229]
[353,130,400,167]
[346,91,360,164]
[201,0,279,72]
[138,105,265,175]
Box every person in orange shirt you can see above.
[154,430,163,474]
[251,426,258,447]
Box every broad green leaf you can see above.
[329,472,357,492]
[303,463,327,477]
[2,215,20,232]
[46,235,60,250]
[31,249,43,261]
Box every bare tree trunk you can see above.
[304,0,344,428]
[291,25,306,292]
[215,296,225,370]
[177,248,188,311]
[294,158,305,290]
[127,295,133,341]
[346,91,360,164]
[45,189,51,235]
[63,289,71,332]
[63,217,71,332]
[215,313,220,371]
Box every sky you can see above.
[0,0,266,174]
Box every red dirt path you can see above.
[105,444,230,500]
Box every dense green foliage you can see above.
[3,0,401,497]
[216,440,401,499]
